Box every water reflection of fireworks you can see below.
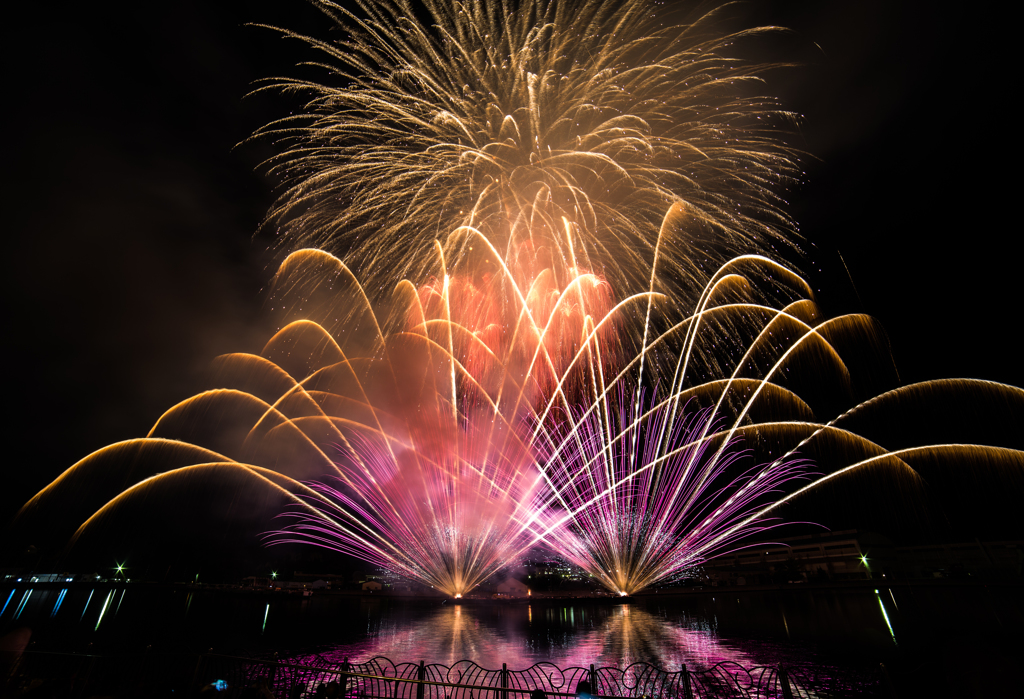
[297,603,756,671]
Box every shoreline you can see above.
[2,576,1019,600]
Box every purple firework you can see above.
[530,392,814,595]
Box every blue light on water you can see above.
[115,589,126,615]
[0,590,14,617]
[14,591,33,619]
[80,589,95,622]
[51,589,68,618]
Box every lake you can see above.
[7,580,1018,676]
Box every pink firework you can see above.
[531,391,814,595]
[267,388,548,598]
[263,251,630,598]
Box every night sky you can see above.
[5,1,1020,544]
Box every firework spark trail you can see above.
[251,0,802,304]
[255,245,1016,597]
[530,387,813,595]
[20,245,1024,597]
[263,251,821,598]
[260,243,626,597]
[270,427,549,596]
[244,0,817,594]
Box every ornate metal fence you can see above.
[4,651,892,698]
[198,654,890,699]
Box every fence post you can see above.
[76,655,97,699]
[342,658,351,699]
[589,664,595,696]
[418,661,426,699]
[879,663,900,698]
[679,665,694,699]
[501,663,508,699]
[189,652,206,695]
[777,665,794,699]
[141,645,152,694]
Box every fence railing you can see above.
[2,650,895,698]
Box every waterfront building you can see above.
[495,578,529,597]
[700,529,1023,585]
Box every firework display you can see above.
[15,0,1023,598]
[531,395,811,596]
[251,0,801,302]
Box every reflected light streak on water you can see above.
[299,603,754,671]
[13,591,32,620]
[51,589,68,618]
[94,591,114,631]
[80,589,95,622]
[0,590,14,617]
[874,590,896,643]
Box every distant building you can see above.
[702,530,891,584]
[892,540,1022,578]
[523,557,589,583]
[701,530,1023,584]
[242,576,272,588]
[495,578,529,596]
[294,571,346,586]
[23,573,77,583]
[362,580,382,591]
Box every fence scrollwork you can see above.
[4,650,887,698]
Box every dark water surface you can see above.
[2,582,1020,675]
